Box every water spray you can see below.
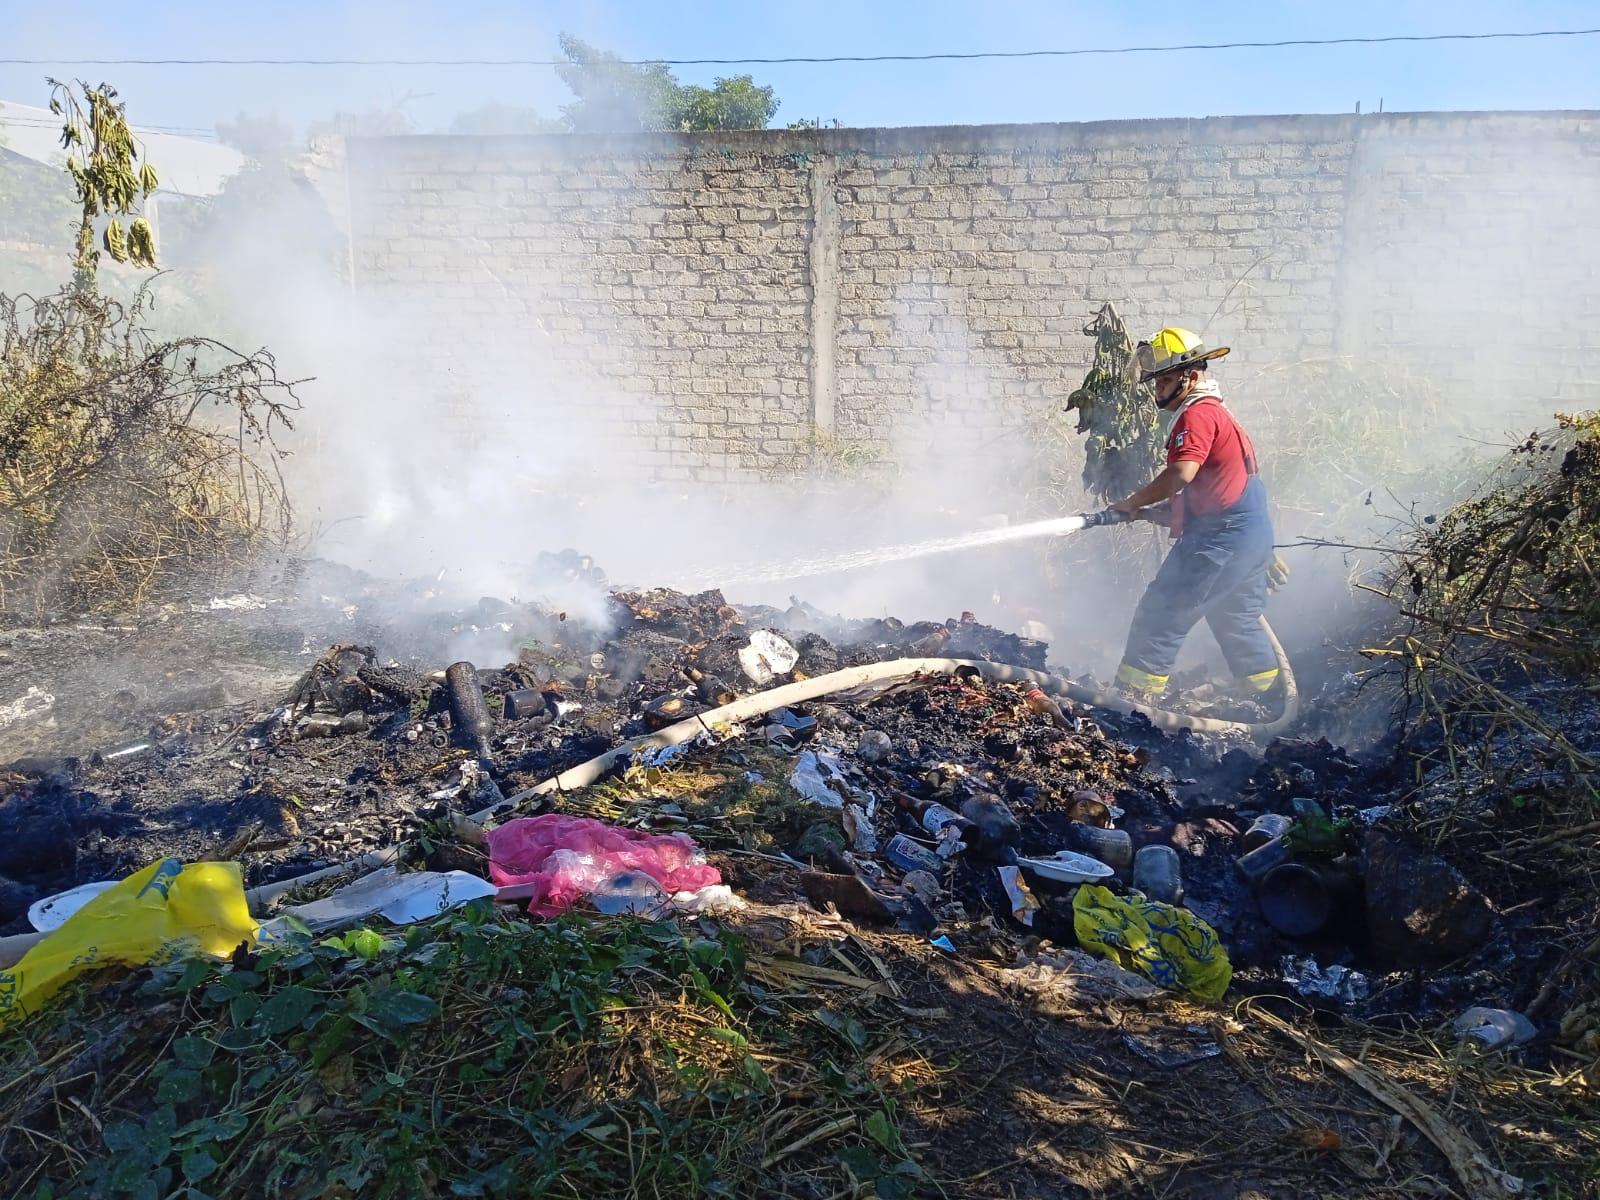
[676,508,1131,590]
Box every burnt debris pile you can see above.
[0,570,1552,1032]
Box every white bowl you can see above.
[28,880,118,931]
[1016,851,1114,885]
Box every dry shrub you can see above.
[1362,415,1600,1061]
[0,282,300,617]
[1394,413,1600,674]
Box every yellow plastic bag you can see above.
[0,858,258,1029]
[1073,883,1231,1002]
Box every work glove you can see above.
[1267,555,1291,593]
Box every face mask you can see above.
[1157,377,1222,439]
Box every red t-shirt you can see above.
[1166,396,1258,537]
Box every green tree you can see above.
[556,35,681,132]
[675,74,779,131]
[48,79,160,288]
[555,34,778,132]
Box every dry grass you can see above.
[1378,413,1600,676]
[1233,355,1467,531]
[0,282,300,618]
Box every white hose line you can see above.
[255,622,1297,906]
[0,626,1296,967]
[1055,616,1299,737]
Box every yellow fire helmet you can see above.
[1136,327,1230,383]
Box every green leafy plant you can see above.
[1063,301,1162,507]
[48,79,160,288]
[0,910,922,1199]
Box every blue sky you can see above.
[2,1,1597,138]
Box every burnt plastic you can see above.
[503,688,547,720]
[960,794,1021,853]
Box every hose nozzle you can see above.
[1081,508,1131,528]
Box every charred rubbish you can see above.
[0,572,1565,1048]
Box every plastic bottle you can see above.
[1236,836,1290,883]
[1024,686,1077,732]
[590,871,669,919]
[1242,813,1293,853]
[907,626,953,656]
[297,712,370,738]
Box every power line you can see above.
[0,115,217,137]
[1,26,1598,68]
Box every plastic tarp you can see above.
[486,814,721,917]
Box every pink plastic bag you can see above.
[486,814,722,917]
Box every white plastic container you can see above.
[1015,850,1114,885]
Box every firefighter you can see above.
[1108,327,1282,702]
